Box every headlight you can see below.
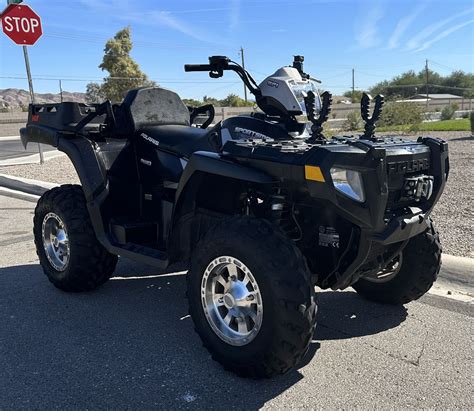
[330,168,365,202]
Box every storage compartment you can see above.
[28,102,106,130]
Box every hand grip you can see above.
[184,64,212,72]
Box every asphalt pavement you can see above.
[0,195,472,409]
[0,136,56,162]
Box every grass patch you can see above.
[377,119,470,133]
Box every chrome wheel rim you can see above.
[366,254,403,283]
[42,212,70,272]
[201,256,263,346]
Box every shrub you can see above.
[378,101,423,127]
[343,110,362,131]
[440,103,459,121]
[461,112,469,119]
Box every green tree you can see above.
[220,93,254,107]
[85,82,105,104]
[202,95,220,106]
[99,27,155,102]
[182,98,202,107]
[378,101,423,126]
[369,68,474,99]
[343,90,364,102]
[440,103,459,120]
[342,110,362,131]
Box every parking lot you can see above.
[0,194,472,409]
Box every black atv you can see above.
[21,55,448,379]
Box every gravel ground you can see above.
[427,132,474,258]
[0,131,472,257]
[0,154,80,185]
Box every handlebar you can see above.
[184,56,261,98]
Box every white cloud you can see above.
[355,2,385,49]
[387,3,426,49]
[229,0,241,31]
[79,0,220,44]
[406,8,474,50]
[415,18,474,52]
[144,11,208,42]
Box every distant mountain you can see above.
[0,88,86,109]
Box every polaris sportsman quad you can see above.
[21,55,448,378]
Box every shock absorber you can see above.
[270,195,302,240]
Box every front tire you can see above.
[187,216,317,378]
[34,185,118,292]
[352,219,442,305]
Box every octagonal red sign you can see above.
[1,3,42,46]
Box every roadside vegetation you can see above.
[377,118,470,132]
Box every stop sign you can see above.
[1,3,42,45]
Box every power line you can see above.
[429,59,461,73]
[0,75,239,84]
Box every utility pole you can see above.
[22,44,44,164]
[59,80,63,103]
[352,68,355,102]
[239,47,248,102]
[425,59,429,110]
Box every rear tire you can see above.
[352,219,441,305]
[187,216,317,378]
[34,185,118,292]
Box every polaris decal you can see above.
[141,132,160,146]
[267,80,279,88]
[387,158,430,174]
[234,127,270,140]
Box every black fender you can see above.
[174,150,275,215]
[21,125,118,256]
[20,125,59,149]
[21,125,107,201]
[168,151,276,263]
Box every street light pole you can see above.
[240,47,248,102]
[352,68,355,102]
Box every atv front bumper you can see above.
[304,136,449,289]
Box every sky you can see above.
[0,0,473,100]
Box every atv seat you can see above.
[115,87,219,157]
[139,125,217,158]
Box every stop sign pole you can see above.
[1,0,44,163]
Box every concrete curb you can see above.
[0,186,40,203]
[0,135,21,141]
[0,174,58,197]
